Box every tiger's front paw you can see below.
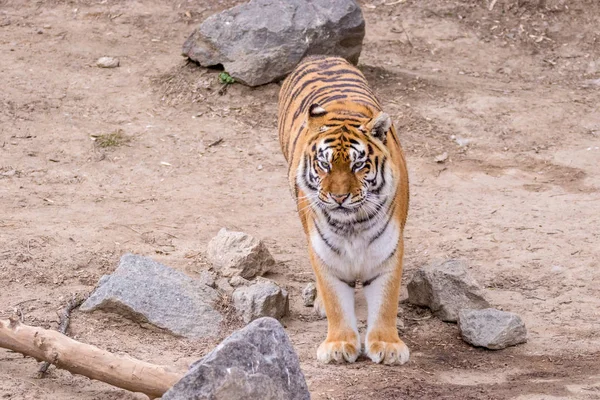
[317,336,360,364]
[365,335,410,365]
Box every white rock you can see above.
[207,228,275,279]
[97,56,120,68]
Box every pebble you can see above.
[302,282,317,307]
[97,56,120,68]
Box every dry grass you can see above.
[91,129,131,148]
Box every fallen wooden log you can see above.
[0,317,185,398]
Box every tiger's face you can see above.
[297,104,394,219]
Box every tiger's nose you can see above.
[330,193,350,205]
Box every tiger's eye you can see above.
[353,161,365,171]
[318,160,330,171]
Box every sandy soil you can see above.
[1,0,599,399]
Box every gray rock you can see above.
[207,228,275,279]
[229,275,250,287]
[458,308,527,349]
[232,280,289,323]
[96,56,120,68]
[182,0,365,86]
[407,259,490,322]
[198,270,216,288]
[302,282,317,307]
[163,317,310,400]
[81,254,222,338]
[215,277,234,295]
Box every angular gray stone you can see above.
[81,254,222,338]
[207,228,275,279]
[182,0,365,86]
[96,56,119,68]
[302,282,317,307]
[232,280,289,323]
[215,277,234,295]
[407,259,490,322]
[458,308,528,349]
[163,317,310,400]
[198,270,216,288]
[229,275,250,288]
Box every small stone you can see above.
[458,308,527,349]
[81,254,222,338]
[207,228,275,279]
[434,152,448,163]
[229,275,250,287]
[163,318,310,400]
[582,78,600,88]
[407,259,490,322]
[215,277,234,295]
[302,282,317,307]
[96,56,120,68]
[182,0,365,86]
[232,280,289,323]
[199,270,216,288]
[453,136,472,147]
[396,319,405,331]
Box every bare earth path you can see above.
[1,1,599,399]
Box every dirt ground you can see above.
[1,0,599,398]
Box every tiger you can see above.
[277,55,410,365]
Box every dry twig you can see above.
[37,295,85,378]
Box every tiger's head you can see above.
[297,103,396,220]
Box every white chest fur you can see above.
[310,215,399,283]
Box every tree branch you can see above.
[0,317,184,398]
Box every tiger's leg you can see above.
[363,251,410,365]
[313,292,327,318]
[310,251,360,363]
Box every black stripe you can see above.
[362,274,380,287]
[369,206,394,244]
[343,279,357,288]
[381,246,398,265]
[314,221,341,255]
[291,81,377,123]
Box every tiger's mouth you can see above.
[317,197,365,213]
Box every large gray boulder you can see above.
[407,259,490,322]
[207,228,275,279]
[232,279,289,323]
[458,308,528,349]
[163,317,310,400]
[81,254,222,338]
[182,0,365,86]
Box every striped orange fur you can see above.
[278,56,410,364]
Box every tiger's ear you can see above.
[309,103,327,118]
[308,103,327,131]
[362,112,391,143]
